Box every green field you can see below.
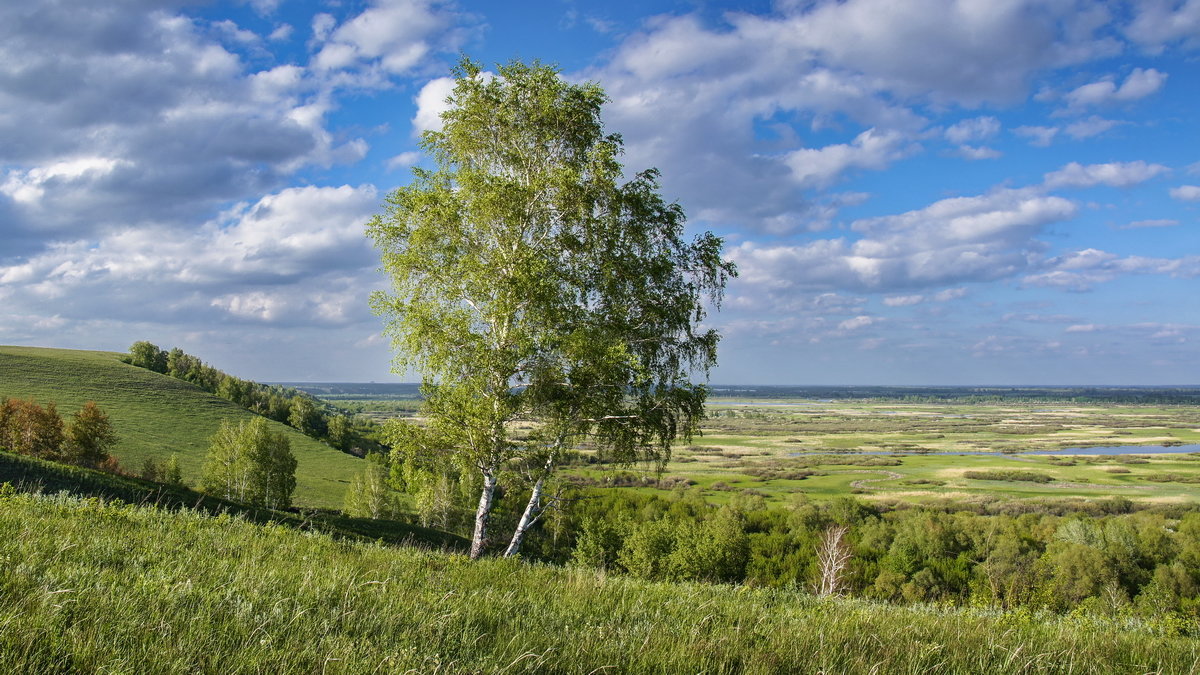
[4,489,1197,674]
[0,345,364,509]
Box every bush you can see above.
[963,470,1054,483]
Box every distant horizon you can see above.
[270,381,1200,390]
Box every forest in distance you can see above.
[281,382,1200,404]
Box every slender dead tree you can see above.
[815,525,852,597]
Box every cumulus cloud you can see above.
[0,2,384,255]
[1170,185,1200,201]
[584,0,1117,233]
[1126,0,1200,49]
[387,151,422,170]
[1063,116,1122,139]
[311,0,465,78]
[1024,248,1200,290]
[1014,125,1059,147]
[0,185,382,327]
[1043,161,1169,189]
[945,116,1000,144]
[784,128,916,189]
[412,76,457,134]
[729,188,1077,293]
[1063,68,1167,108]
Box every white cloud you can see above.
[0,185,382,326]
[585,0,1117,233]
[311,0,460,76]
[1024,248,1200,290]
[883,294,925,307]
[1170,185,1200,201]
[1014,125,1059,147]
[0,2,379,250]
[412,76,457,135]
[945,116,1000,144]
[955,145,1002,160]
[1043,161,1169,189]
[387,151,421,170]
[1063,68,1167,108]
[838,315,878,332]
[1063,116,1121,139]
[784,128,915,189]
[1121,219,1179,229]
[1126,0,1200,49]
[933,287,968,302]
[729,188,1077,293]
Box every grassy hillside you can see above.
[3,490,1197,674]
[0,345,363,509]
[0,450,465,551]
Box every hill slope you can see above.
[0,345,363,508]
[3,490,1196,674]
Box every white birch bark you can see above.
[469,471,498,560]
[502,476,545,558]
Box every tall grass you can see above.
[2,490,1197,674]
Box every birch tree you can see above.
[369,57,734,559]
[201,417,296,509]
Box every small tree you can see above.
[163,454,184,486]
[815,525,852,597]
[201,417,296,509]
[63,401,118,468]
[0,399,65,460]
[370,57,733,559]
[343,455,401,520]
[127,341,168,373]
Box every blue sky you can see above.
[1,0,1198,385]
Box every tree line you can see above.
[0,398,119,471]
[125,341,383,456]
[540,490,1199,624]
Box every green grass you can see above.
[0,449,466,551]
[3,490,1198,674]
[0,345,364,509]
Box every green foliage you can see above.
[62,400,118,468]
[369,56,733,557]
[343,454,402,520]
[202,417,297,509]
[126,340,167,373]
[0,397,65,460]
[963,470,1055,483]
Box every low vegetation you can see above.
[963,469,1056,483]
[5,490,1199,674]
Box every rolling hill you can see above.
[0,345,363,509]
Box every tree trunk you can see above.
[469,471,498,560]
[503,476,545,558]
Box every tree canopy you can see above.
[369,57,734,559]
[201,417,297,510]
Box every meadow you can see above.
[4,488,1198,674]
[0,346,364,509]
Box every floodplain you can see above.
[635,397,1200,506]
